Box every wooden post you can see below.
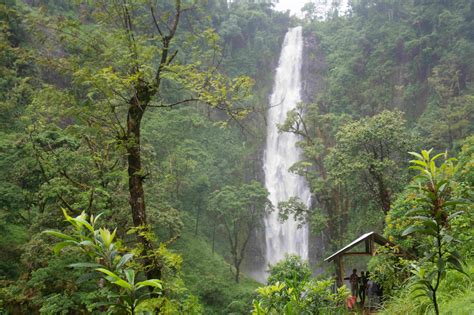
[336,255,344,287]
[370,235,375,255]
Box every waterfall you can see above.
[263,26,311,270]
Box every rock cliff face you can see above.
[301,30,327,104]
[301,30,330,274]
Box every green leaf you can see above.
[96,268,133,291]
[413,215,438,232]
[136,279,162,290]
[124,269,135,285]
[402,225,436,237]
[406,208,430,216]
[420,219,438,230]
[438,182,447,193]
[431,152,445,162]
[113,279,133,291]
[421,149,432,161]
[43,230,77,241]
[411,215,431,221]
[99,228,116,248]
[408,152,423,160]
[409,159,427,167]
[72,215,94,233]
[62,208,73,222]
[79,240,94,247]
[446,256,468,276]
[96,268,122,282]
[424,252,435,261]
[409,165,427,173]
[116,253,134,270]
[90,212,103,225]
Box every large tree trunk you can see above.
[377,179,391,215]
[127,105,146,228]
[235,264,240,283]
[121,0,180,282]
[126,89,161,279]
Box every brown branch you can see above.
[167,49,179,64]
[150,6,164,38]
[59,169,91,190]
[147,98,199,108]
[122,0,139,73]
[169,0,181,39]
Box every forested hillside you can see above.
[295,0,473,253]
[0,0,472,314]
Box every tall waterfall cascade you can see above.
[263,26,311,270]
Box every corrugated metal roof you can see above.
[324,231,391,262]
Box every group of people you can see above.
[346,269,382,310]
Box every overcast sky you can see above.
[273,0,349,17]
[273,0,309,16]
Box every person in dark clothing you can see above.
[359,271,369,306]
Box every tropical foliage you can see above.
[0,0,472,314]
[252,255,349,314]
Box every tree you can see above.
[328,110,415,215]
[280,108,414,247]
[418,59,474,151]
[28,0,253,279]
[209,181,270,282]
[279,103,352,247]
[301,2,318,21]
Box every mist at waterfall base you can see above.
[255,27,312,281]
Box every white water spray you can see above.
[263,26,311,269]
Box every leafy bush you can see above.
[41,210,202,314]
[368,245,413,297]
[267,254,312,287]
[252,255,349,314]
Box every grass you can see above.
[171,226,260,314]
[380,262,474,315]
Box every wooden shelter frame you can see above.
[324,231,405,287]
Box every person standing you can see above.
[348,269,359,297]
[359,271,369,306]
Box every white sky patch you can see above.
[273,0,309,17]
[273,0,349,18]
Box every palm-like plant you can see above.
[402,149,469,315]
[44,210,162,314]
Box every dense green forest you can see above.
[0,0,472,314]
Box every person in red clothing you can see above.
[348,269,359,297]
[345,270,359,311]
